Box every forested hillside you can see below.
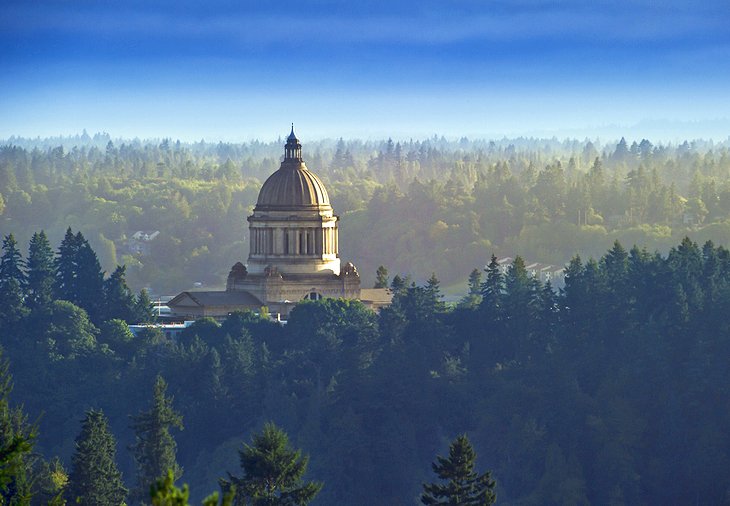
[3,134,730,292]
[1,231,729,504]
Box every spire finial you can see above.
[284,125,302,161]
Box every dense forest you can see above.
[1,228,729,504]
[3,133,730,293]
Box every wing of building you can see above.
[168,127,392,320]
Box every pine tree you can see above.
[135,289,156,324]
[425,273,445,312]
[374,266,389,288]
[66,409,127,506]
[390,274,406,293]
[421,434,496,506]
[74,233,105,323]
[468,269,482,297]
[26,231,55,314]
[103,265,136,323]
[150,470,235,506]
[131,376,183,504]
[479,255,503,319]
[0,351,35,505]
[0,234,28,327]
[54,227,81,303]
[54,229,105,321]
[221,422,322,506]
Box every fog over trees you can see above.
[3,133,730,292]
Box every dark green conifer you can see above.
[0,234,28,326]
[374,265,389,288]
[54,227,81,303]
[421,434,496,506]
[74,233,105,322]
[468,269,482,297]
[0,351,35,505]
[135,289,156,323]
[66,409,127,506]
[25,231,55,314]
[103,265,136,323]
[130,375,184,505]
[479,255,504,319]
[222,422,322,506]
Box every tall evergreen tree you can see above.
[25,231,55,314]
[54,229,105,321]
[221,422,322,506]
[135,289,156,324]
[468,269,482,297]
[425,273,445,312]
[104,265,136,323]
[479,255,504,319]
[66,409,127,506]
[421,434,496,506]
[130,375,184,505]
[0,234,27,327]
[374,266,389,289]
[0,352,35,505]
[74,233,105,322]
[54,227,81,303]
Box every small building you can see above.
[128,230,160,256]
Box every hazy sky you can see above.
[3,0,730,141]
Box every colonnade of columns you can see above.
[250,226,338,257]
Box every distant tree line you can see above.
[4,135,730,291]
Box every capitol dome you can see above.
[255,127,331,210]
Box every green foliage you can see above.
[374,265,389,288]
[45,301,98,359]
[131,376,184,504]
[222,422,322,506]
[26,231,55,314]
[135,289,156,324]
[150,470,235,506]
[0,351,35,505]
[103,265,137,323]
[421,434,496,505]
[0,234,28,326]
[66,409,127,506]
[1,230,730,504]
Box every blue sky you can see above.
[2,0,730,141]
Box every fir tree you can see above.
[479,255,504,320]
[421,434,496,506]
[54,227,81,303]
[135,289,156,323]
[374,265,389,288]
[25,231,55,314]
[130,375,184,505]
[103,265,136,323]
[425,273,445,312]
[54,229,104,321]
[467,269,482,297]
[150,470,235,506]
[0,234,28,326]
[222,422,322,506]
[74,233,105,322]
[66,409,127,506]
[390,274,406,293]
[0,352,35,505]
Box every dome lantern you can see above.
[284,124,302,162]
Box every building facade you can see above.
[169,128,390,319]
